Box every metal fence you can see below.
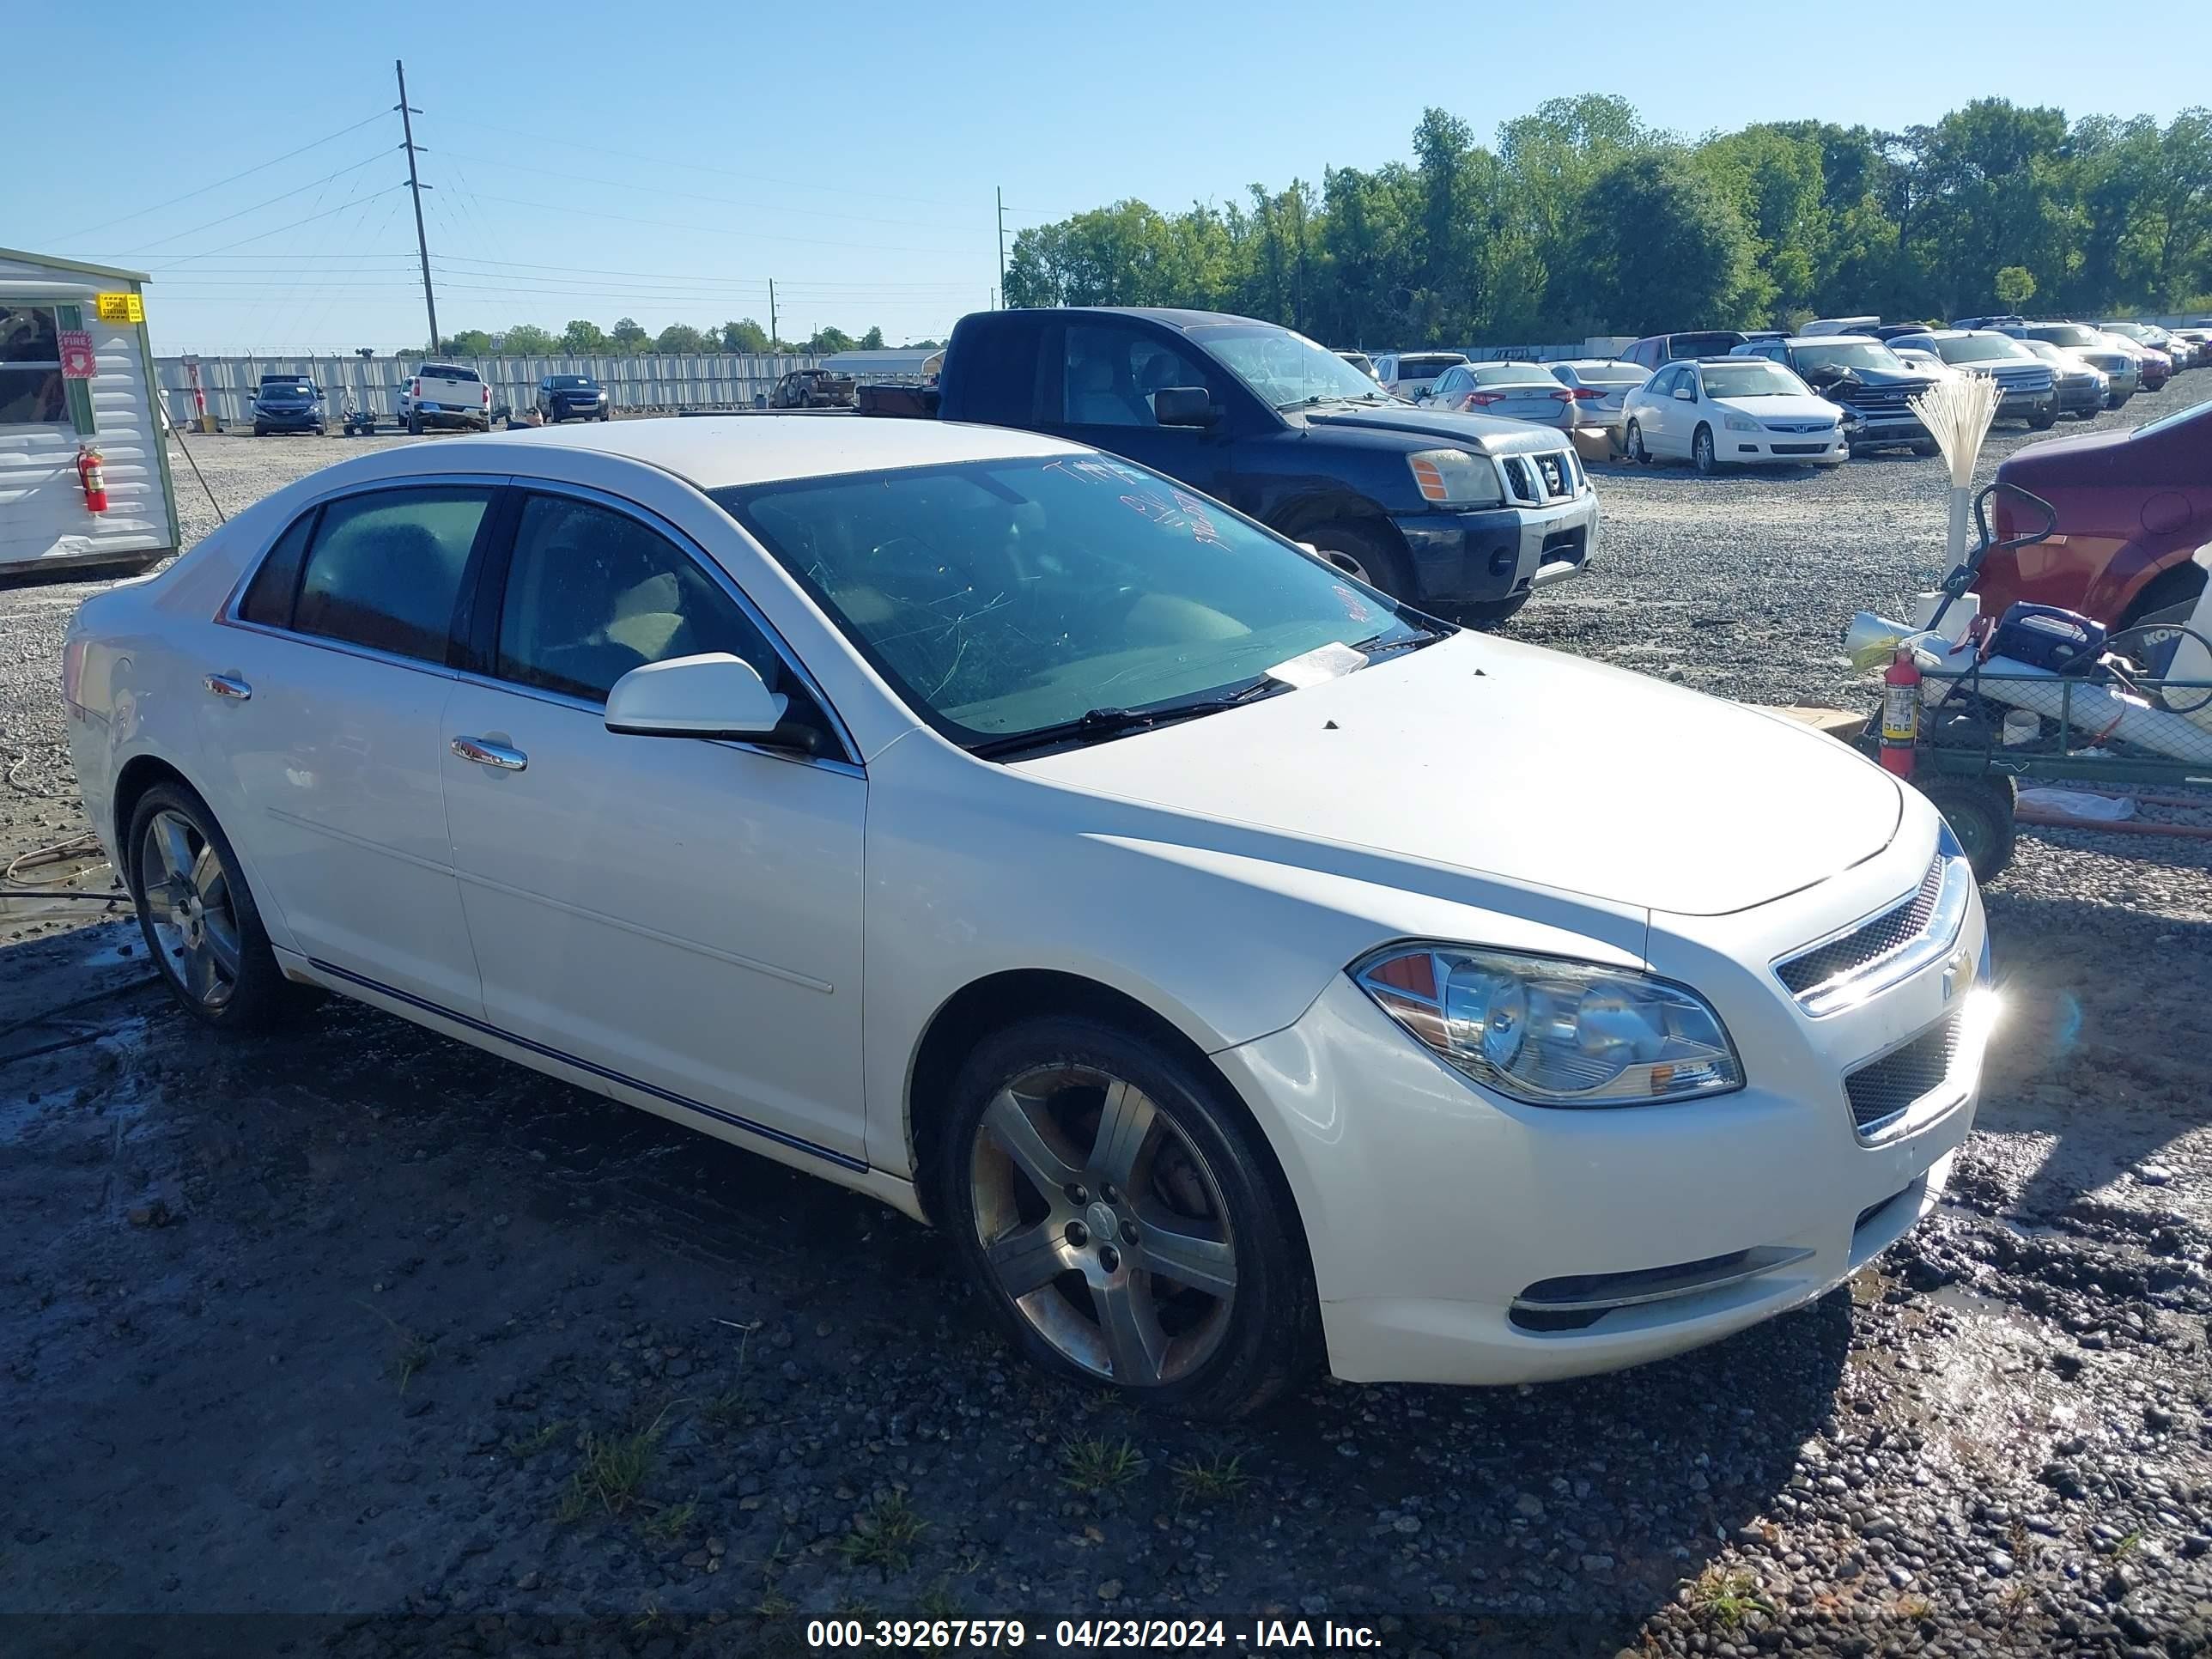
[153,352,826,427]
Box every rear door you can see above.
[200,481,498,1015]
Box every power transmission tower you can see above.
[394,60,439,352]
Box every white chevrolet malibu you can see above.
[64,418,1994,1418]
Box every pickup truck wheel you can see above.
[1692,425,1718,475]
[1626,421,1651,465]
[2029,408,2057,431]
[1449,593,1529,630]
[1304,522,1410,600]
[1912,440,1942,457]
[406,410,423,436]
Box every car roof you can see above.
[1780,335,1880,346]
[417,412,1078,489]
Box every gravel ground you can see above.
[3,402,2209,1657]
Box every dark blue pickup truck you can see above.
[927,307,1599,623]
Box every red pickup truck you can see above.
[1981,398,2211,627]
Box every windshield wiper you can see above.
[969,679,1284,760]
[1348,619,1451,660]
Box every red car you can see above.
[1979,397,2211,626]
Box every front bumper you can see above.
[1213,821,1990,1387]
[1996,386,2056,421]
[2054,380,2104,414]
[1843,413,1929,450]
[253,408,323,430]
[1727,428,1848,465]
[1390,489,1599,606]
[550,399,607,421]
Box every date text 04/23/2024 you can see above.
[804,1619,1384,1650]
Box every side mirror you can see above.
[605,653,787,740]
[1673,385,1697,402]
[1152,386,1218,428]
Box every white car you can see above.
[63,418,1994,1416]
[1370,350,1468,401]
[1621,357,1849,472]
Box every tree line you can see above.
[421,319,927,358]
[1000,96,2212,344]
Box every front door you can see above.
[201,483,495,1016]
[438,488,868,1164]
[1044,319,1242,505]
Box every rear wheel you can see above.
[126,782,314,1031]
[406,410,423,436]
[1692,424,1717,475]
[1917,774,2016,884]
[933,1015,1317,1419]
[1304,520,1411,600]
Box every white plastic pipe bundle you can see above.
[1909,374,2002,571]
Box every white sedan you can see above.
[64,418,1994,1416]
[1622,357,1849,472]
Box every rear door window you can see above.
[292,488,493,663]
[237,508,319,628]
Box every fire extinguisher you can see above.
[76,444,109,514]
[1880,644,1920,779]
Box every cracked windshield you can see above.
[719,456,1422,744]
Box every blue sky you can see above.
[9,0,2209,354]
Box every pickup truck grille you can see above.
[1838,386,1922,415]
[1502,450,1579,506]
[1981,364,2054,392]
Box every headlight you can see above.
[1724,413,1759,432]
[1353,944,1743,1106]
[1406,448,1504,507]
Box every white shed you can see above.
[0,248,179,576]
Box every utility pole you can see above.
[394,60,439,353]
[996,187,1008,307]
[768,279,778,351]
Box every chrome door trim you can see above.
[307,957,868,1174]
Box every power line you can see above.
[117,151,396,253]
[462,191,981,257]
[126,185,409,265]
[437,150,969,234]
[44,110,392,243]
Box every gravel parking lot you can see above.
[3,404,2209,1657]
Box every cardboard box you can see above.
[1762,704,1868,743]
[1569,426,1615,466]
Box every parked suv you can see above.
[535,374,610,422]
[769,368,856,409]
[1371,352,1469,400]
[1883,331,2057,428]
[398,362,491,434]
[249,374,325,437]
[1620,331,1751,372]
[1731,337,1942,456]
[1992,322,2138,409]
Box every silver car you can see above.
[1419,362,1579,431]
[1545,360,1649,447]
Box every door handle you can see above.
[204,672,252,702]
[452,735,527,772]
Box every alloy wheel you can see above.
[969,1063,1237,1387]
[1693,428,1716,473]
[1322,550,1373,585]
[139,809,241,1011]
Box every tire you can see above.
[125,781,314,1032]
[1449,592,1530,629]
[1692,424,1717,475]
[252,423,268,438]
[1304,520,1412,601]
[1912,441,1941,458]
[930,1014,1317,1419]
[2074,408,2098,422]
[1626,420,1651,465]
[600,407,611,422]
[406,410,423,436]
[2029,407,2057,431]
[1917,774,2016,884]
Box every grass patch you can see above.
[643,1498,697,1540]
[1061,1437,1146,1494]
[1686,1566,1771,1632]
[2111,1528,2143,1559]
[556,1414,667,1522]
[703,1386,753,1427]
[505,1419,568,1459]
[840,1492,927,1577]
[1170,1452,1247,1506]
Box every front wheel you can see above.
[1692,424,1717,475]
[1626,420,1651,465]
[127,782,314,1031]
[1917,774,2016,884]
[1911,440,1942,457]
[2029,408,2057,431]
[933,1015,1317,1419]
[1304,521,1410,600]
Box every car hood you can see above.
[1712,394,1841,424]
[1302,401,1568,456]
[1014,633,1900,917]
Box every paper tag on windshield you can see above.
[1265,641,1369,688]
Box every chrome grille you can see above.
[1535,453,1567,496]
[1845,1011,1965,1134]
[1777,855,1944,998]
